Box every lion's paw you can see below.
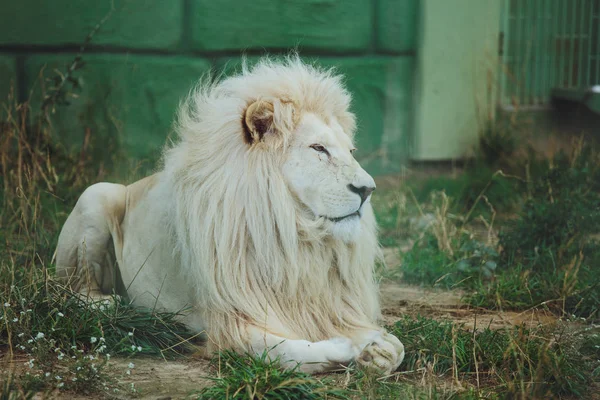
[356,333,404,375]
[325,337,358,365]
[381,332,405,370]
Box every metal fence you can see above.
[499,0,600,108]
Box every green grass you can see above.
[414,167,522,218]
[390,316,594,398]
[375,137,600,320]
[0,86,195,396]
[191,315,597,399]
[468,145,600,318]
[193,350,348,400]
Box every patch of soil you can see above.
[108,356,211,400]
[379,282,558,330]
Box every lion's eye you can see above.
[350,148,357,155]
[310,144,329,155]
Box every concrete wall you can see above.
[0,0,418,176]
[412,0,501,160]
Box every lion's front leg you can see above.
[349,329,405,375]
[245,326,359,374]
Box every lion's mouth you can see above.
[326,210,361,222]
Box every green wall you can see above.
[0,0,418,176]
[412,0,501,161]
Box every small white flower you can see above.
[106,353,111,360]
[17,332,24,338]
[4,302,10,307]
[35,332,44,340]
[57,353,64,360]
[19,311,25,315]
[128,362,135,369]
[99,337,105,343]
[25,359,34,368]
[71,345,77,350]
[57,312,64,317]
[26,309,32,313]
[76,366,82,371]
[90,336,97,344]
[72,377,77,382]
[99,305,105,311]
[131,345,136,351]
[45,372,51,377]
[57,382,64,388]
[126,370,131,375]
[55,376,61,381]
[19,345,25,350]
[128,332,134,337]
[54,347,60,353]
[27,339,33,344]
[12,318,18,323]
[137,346,142,352]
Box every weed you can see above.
[378,135,600,320]
[0,42,194,396]
[390,316,592,398]
[469,142,600,318]
[478,123,517,167]
[193,350,347,400]
[414,167,521,219]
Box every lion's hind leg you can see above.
[54,182,127,301]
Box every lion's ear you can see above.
[243,99,275,145]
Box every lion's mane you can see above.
[160,56,381,351]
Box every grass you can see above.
[390,316,594,398]
[193,350,348,400]
[0,70,195,396]
[375,132,600,320]
[191,315,598,399]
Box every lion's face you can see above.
[282,113,376,242]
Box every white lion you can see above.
[54,56,405,374]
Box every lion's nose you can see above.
[348,184,375,205]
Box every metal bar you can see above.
[597,0,600,82]
[499,0,511,106]
[578,0,586,87]
[569,0,577,87]
[560,0,568,87]
[530,0,543,104]
[514,0,522,105]
[525,0,533,104]
[587,0,594,86]
[524,0,530,105]
[539,0,544,103]
[550,0,559,94]
[537,0,544,102]
[541,0,551,102]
